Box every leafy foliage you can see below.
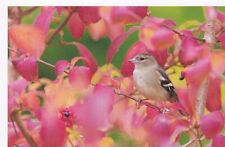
[8,6,225,147]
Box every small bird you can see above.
[129,53,185,114]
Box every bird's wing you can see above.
[157,68,178,102]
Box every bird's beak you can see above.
[128,58,136,63]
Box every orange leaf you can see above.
[9,24,46,58]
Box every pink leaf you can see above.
[210,52,225,76]
[72,84,114,130]
[212,134,225,147]
[8,78,28,115]
[219,31,225,49]
[181,57,211,87]
[111,6,147,23]
[121,41,148,76]
[177,88,195,116]
[67,13,85,39]
[87,19,107,41]
[33,6,55,33]
[146,115,178,147]
[77,6,101,25]
[148,47,168,67]
[68,66,92,90]
[206,75,222,111]
[9,25,46,58]
[99,7,125,41]
[106,26,139,63]
[12,55,38,81]
[40,108,66,147]
[140,16,176,50]
[178,31,205,66]
[150,28,176,50]
[200,111,224,138]
[56,6,64,15]
[73,42,98,73]
[55,60,70,76]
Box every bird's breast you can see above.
[133,69,167,101]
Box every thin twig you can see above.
[182,136,204,147]
[8,47,70,74]
[46,10,75,44]
[162,24,205,42]
[37,59,55,69]
[114,89,161,112]
[11,109,37,147]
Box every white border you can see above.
[1,0,225,147]
[4,0,225,6]
[0,2,8,147]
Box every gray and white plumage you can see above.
[129,53,178,103]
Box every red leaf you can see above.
[68,66,92,90]
[200,111,224,138]
[72,84,114,142]
[34,6,55,33]
[67,13,85,39]
[212,134,225,147]
[9,25,46,58]
[55,60,70,76]
[73,42,98,73]
[206,75,222,111]
[106,26,139,63]
[77,6,101,25]
[12,55,38,81]
[121,41,148,76]
[40,108,66,147]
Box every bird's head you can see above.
[129,53,158,68]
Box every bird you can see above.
[129,53,186,115]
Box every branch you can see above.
[11,109,37,147]
[46,10,75,44]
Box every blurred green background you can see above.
[21,7,225,80]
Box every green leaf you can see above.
[179,20,201,30]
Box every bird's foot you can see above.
[160,107,170,114]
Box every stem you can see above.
[46,10,75,44]
[11,109,37,147]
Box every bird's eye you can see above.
[139,57,145,61]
